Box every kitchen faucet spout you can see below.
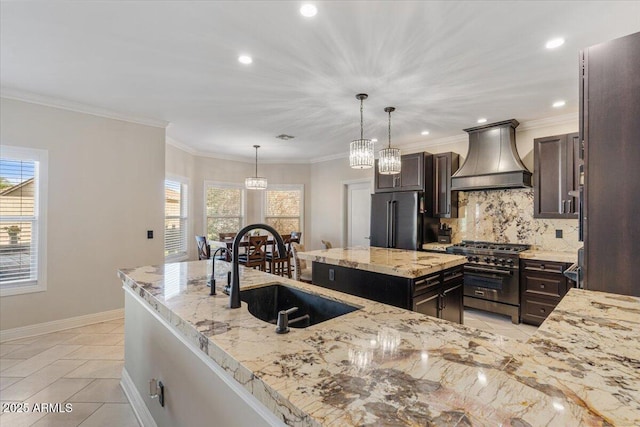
[229,224,286,309]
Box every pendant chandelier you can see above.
[349,93,374,169]
[378,106,401,175]
[245,145,267,190]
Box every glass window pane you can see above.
[206,188,242,216]
[207,217,241,241]
[265,190,300,216]
[165,180,182,217]
[264,218,300,236]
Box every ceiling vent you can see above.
[275,134,295,140]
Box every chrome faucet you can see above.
[209,247,230,296]
[229,224,286,309]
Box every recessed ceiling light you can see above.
[238,55,253,65]
[421,130,430,136]
[553,100,566,108]
[371,138,378,142]
[477,118,487,124]
[300,4,317,17]
[545,38,565,49]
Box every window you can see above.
[0,146,48,296]
[264,185,303,239]
[164,177,188,261]
[205,182,245,241]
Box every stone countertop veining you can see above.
[296,246,466,278]
[119,261,640,427]
[519,249,578,264]
[421,242,454,252]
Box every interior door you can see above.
[347,181,371,247]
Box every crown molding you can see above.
[517,112,578,131]
[1,87,169,129]
[166,137,311,165]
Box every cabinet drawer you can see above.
[521,260,566,274]
[523,274,564,298]
[521,297,559,326]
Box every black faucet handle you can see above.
[275,307,298,334]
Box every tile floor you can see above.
[0,318,139,427]
[0,310,536,427]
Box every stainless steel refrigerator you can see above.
[370,191,438,250]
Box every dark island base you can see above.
[311,262,464,323]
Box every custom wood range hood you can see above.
[451,119,532,191]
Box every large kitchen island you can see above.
[298,247,467,323]
[118,257,640,427]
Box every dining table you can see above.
[210,235,299,261]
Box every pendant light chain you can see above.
[349,93,374,169]
[388,108,392,149]
[378,106,401,175]
[360,97,364,140]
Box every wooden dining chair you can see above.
[290,231,302,243]
[267,234,293,277]
[195,236,210,260]
[218,232,236,241]
[237,235,268,271]
[291,242,312,283]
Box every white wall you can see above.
[0,98,165,330]
[309,116,579,251]
[165,144,312,256]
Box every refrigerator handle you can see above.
[391,200,397,248]
[386,201,391,247]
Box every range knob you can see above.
[483,257,491,263]
[491,258,498,264]
[473,256,480,263]
[467,256,474,262]
[499,259,507,265]
[507,259,514,265]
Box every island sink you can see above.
[240,284,359,329]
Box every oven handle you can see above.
[464,266,513,276]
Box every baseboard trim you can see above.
[0,308,124,343]
[121,367,157,427]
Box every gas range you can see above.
[446,240,530,268]
[446,240,530,324]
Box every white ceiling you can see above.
[1,1,639,163]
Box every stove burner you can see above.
[451,240,530,253]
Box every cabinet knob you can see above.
[540,284,545,288]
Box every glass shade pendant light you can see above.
[245,145,267,190]
[349,93,374,169]
[378,106,401,175]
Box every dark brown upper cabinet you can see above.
[433,152,459,218]
[374,152,432,193]
[533,132,581,218]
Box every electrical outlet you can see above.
[329,269,335,281]
[147,230,153,239]
[555,229,563,238]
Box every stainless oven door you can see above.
[463,265,518,305]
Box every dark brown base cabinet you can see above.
[520,259,574,326]
[312,262,464,324]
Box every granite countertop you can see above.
[421,242,454,252]
[119,261,640,426]
[520,249,578,264]
[296,247,466,278]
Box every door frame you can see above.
[341,178,374,247]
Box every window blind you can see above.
[164,180,187,259]
[0,158,38,286]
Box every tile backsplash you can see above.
[440,188,582,252]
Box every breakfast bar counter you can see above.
[119,260,640,426]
